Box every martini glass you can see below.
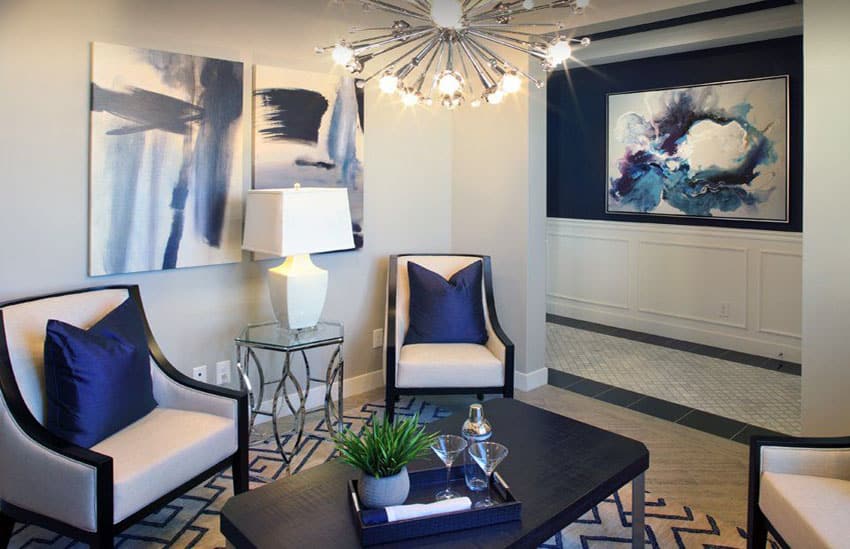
[430,435,468,500]
[467,441,509,508]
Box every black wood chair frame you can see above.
[0,285,249,549]
[747,434,850,548]
[384,254,515,422]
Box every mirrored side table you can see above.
[234,321,344,471]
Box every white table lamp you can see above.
[242,186,354,330]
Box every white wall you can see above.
[548,219,803,361]
[449,55,549,390]
[801,0,850,435]
[0,0,453,382]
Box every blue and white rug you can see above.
[9,398,753,548]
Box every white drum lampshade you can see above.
[242,187,354,330]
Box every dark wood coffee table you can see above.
[221,398,649,548]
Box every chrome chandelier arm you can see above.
[318,0,591,109]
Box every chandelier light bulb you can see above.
[486,89,504,105]
[471,99,482,108]
[437,70,463,96]
[379,72,399,94]
[332,42,355,66]
[401,88,420,107]
[546,38,573,65]
[500,71,522,94]
[430,0,464,29]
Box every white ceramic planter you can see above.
[358,467,410,508]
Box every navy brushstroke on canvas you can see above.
[609,86,779,217]
[256,89,329,144]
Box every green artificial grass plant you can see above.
[333,414,437,478]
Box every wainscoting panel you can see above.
[547,219,803,362]
[547,234,630,310]
[637,241,748,328]
[758,251,803,339]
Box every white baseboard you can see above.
[253,369,385,425]
[515,367,548,392]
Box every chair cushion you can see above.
[397,344,503,388]
[760,471,850,549]
[92,407,237,523]
[405,261,487,345]
[43,298,157,447]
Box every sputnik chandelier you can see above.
[316,0,592,109]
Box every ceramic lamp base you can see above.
[267,254,328,330]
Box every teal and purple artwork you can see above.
[606,76,788,222]
[253,65,364,249]
[89,43,244,276]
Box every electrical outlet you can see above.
[193,365,208,383]
[216,360,231,386]
[719,302,731,319]
[372,328,384,349]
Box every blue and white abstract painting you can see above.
[90,43,244,276]
[253,65,364,249]
[606,76,788,221]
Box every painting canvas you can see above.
[606,76,788,222]
[253,65,364,249]
[90,43,244,276]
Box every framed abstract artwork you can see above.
[89,43,244,276]
[606,75,789,222]
[253,65,364,249]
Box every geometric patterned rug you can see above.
[8,398,755,548]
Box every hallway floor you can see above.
[546,320,801,435]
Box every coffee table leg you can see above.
[632,473,645,548]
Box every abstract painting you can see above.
[90,43,244,276]
[253,65,364,249]
[606,76,788,222]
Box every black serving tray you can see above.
[348,465,522,546]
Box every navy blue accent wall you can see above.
[547,36,803,232]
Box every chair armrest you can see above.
[753,435,850,480]
[0,395,112,532]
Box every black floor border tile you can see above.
[547,369,585,390]
[595,387,646,408]
[628,396,693,423]
[566,379,614,398]
[676,409,748,439]
[731,424,786,444]
[547,313,801,376]
[546,368,792,444]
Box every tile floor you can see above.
[546,320,801,435]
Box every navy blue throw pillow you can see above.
[44,298,157,448]
[404,261,488,345]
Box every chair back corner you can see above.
[0,287,132,424]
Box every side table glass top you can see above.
[236,321,343,352]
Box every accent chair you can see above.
[748,434,850,548]
[0,285,249,548]
[384,254,514,422]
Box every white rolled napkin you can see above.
[385,497,472,522]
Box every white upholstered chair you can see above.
[0,285,249,548]
[384,254,514,421]
[748,435,850,548]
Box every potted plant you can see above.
[334,414,437,508]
